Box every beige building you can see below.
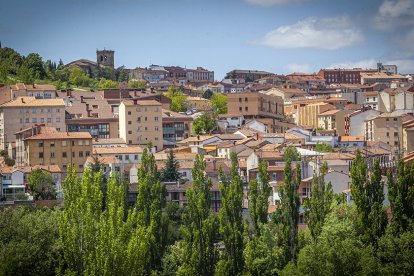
[23,127,92,172]
[365,113,414,153]
[0,83,57,105]
[297,102,335,128]
[0,97,65,150]
[318,109,352,134]
[186,96,212,111]
[119,99,163,151]
[227,91,287,132]
[402,119,414,155]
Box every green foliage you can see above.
[211,93,227,114]
[128,80,147,88]
[192,113,216,135]
[161,242,185,276]
[162,149,182,182]
[28,169,56,200]
[387,160,414,234]
[217,152,245,275]
[351,150,387,246]
[303,162,333,243]
[22,53,47,79]
[0,47,23,75]
[68,66,91,87]
[283,146,300,161]
[249,161,271,235]
[97,77,119,89]
[165,86,187,112]
[0,207,59,276]
[180,154,218,275]
[314,143,333,152]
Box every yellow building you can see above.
[297,102,335,129]
[23,127,92,172]
[0,97,66,150]
[119,99,163,151]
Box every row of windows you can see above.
[127,117,159,124]
[38,151,90,158]
[21,117,61,124]
[38,140,90,147]
[20,108,60,114]
[129,107,159,114]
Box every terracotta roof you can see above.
[318,109,341,116]
[322,152,355,160]
[0,97,64,107]
[93,146,143,155]
[177,135,217,144]
[86,155,121,165]
[122,99,162,106]
[26,131,92,140]
[92,138,126,145]
[344,103,362,110]
[250,166,285,172]
[259,143,282,151]
[11,83,56,91]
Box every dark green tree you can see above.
[28,169,56,200]
[193,113,216,135]
[387,160,414,233]
[162,149,182,182]
[180,154,218,275]
[303,161,333,243]
[217,152,245,275]
[249,161,271,235]
[351,151,387,246]
[22,53,47,79]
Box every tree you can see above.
[192,113,216,135]
[217,152,245,275]
[22,53,47,79]
[165,86,187,112]
[162,149,181,182]
[277,146,301,264]
[0,47,23,75]
[249,161,271,235]
[97,78,119,89]
[179,154,218,275]
[387,160,414,234]
[128,80,146,89]
[68,66,91,87]
[28,169,56,200]
[303,161,333,243]
[136,147,168,272]
[314,143,333,152]
[351,150,387,246]
[211,93,227,114]
[0,207,60,276]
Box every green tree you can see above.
[179,154,218,276]
[217,152,245,275]
[162,149,182,182]
[97,77,119,89]
[128,80,147,89]
[22,53,47,79]
[211,93,227,114]
[136,147,168,272]
[314,143,333,152]
[387,160,414,233]
[165,86,187,112]
[192,113,216,135]
[303,161,333,243]
[0,47,23,75]
[249,161,271,235]
[351,150,387,246]
[17,65,34,84]
[68,66,91,87]
[0,207,59,276]
[28,169,56,200]
[277,146,301,264]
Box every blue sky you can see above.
[1,0,413,78]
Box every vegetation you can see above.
[28,169,56,200]
[211,93,227,114]
[165,86,187,112]
[162,150,181,182]
[193,113,216,135]
[314,143,334,152]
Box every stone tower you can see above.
[96,49,115,68]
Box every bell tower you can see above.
[96,49,115,68]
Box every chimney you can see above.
[81,96,85,103]
[87,109,91,117]
[213,159,216,171]
[21,98,25,103]
[133,99,137,105]
[86,103,90,111]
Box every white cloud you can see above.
[374,0,414,30]
[253,16,363,50]
[245,0,309,6]
[386,59,414,74]
[327,59,378,70]
[284,63,313,73]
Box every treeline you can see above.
[1,148,414,275]
[0,46,129,89]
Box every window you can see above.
[20,118,23,123]
[25,118,29,123]
[128,121,132,125]
[86,151,90,157]
[51,152,55,158]
[154,107,159,112]
[63,164,67,169]
[47,108,51,113]
[85,140,90,146]
[62,141,67,147]
[56,118,61,123]
[32,118,37,123]
[386,132,390,137]
[38,142,44,147]
[145,117,148,121]
[245,106,248,111]
[137,117,141,122]
[394,132,398,137]
[72,141,75,146]
[56,108,60,113]
[155,126,159,131]
[134,155,138,160]
[79,151,83,157]
[78,140,83,146]
[72,152,75,157]
[239,98,242,102]
[47,118,52,123]
[128,130,132,134]
[32,108,36,114]
[40,118,44,123]
[144,127,148,131]
[245,97,248,102]
[50,141,55,147]
[239,107,242,111]
[129,140,132,144]
[79,164,83,169]
[155,116,159,122]
[125,155,129,160]
[39,152,44,158]
[155,137,159,140]
[62,152,67,158]
[128,111,131,115]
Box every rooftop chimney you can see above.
[133,99,137,105]
[21,98,25,103]
[81,96,85,103]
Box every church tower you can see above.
[96,49,115,68]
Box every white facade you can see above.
[349,110,381,137]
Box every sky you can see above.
[1,0,414,79]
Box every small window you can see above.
[62,152,67,158]
[62,141,67,147]
[128,121,132,125]
[79,151,83,157]
[56,108,60,113]
[56,118,61,123]
[38,142,44,147]
[72,152,75,158]
[85,140,90,146]
[134,155,138,160]
[50,141,55,147]
[125,155,129,160]
[86,151,90,157]
[39,152,44,158]
[128,111,132,115]
[72,141,75,146]
[128,130,132,134]
[25,118,29,123]
[78,140,83,146]
[40,118,44,123]
[32,118,37,123]
[47,118,52,123]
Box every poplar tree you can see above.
[249,161,271,235]
[387,160,414,234]
[303,161,333,243]
[278,146,301,263]
[351,150,387,246]
[162,149,181,182]
[217,152,245,275]
[180,154,218,276]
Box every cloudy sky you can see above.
[1,0,413,78]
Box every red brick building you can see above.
[318,68,376,84]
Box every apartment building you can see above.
[0,97,65,150]
[360,72,409,85]
[344,108,381,136]
[162,109,192,147]
[402,120,414,155]
[297,102,335,128]
[365,113,414,153]
[0,83,57,106]
[119,99,163,151]
[227,91,287,132]
[186,67,214,82]
[23,127,93,172]
[186,96,212,111]
[378,88,414,113]
[225,69,274,82]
